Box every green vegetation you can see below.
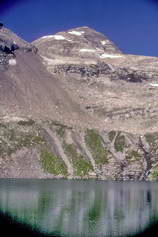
[0,123,45,156]
[85,129,108,165]
[40,150,67,175]
[114,133,125,152]
[151,170,158,180]
[149,164,158,180]
[63,143,93,176]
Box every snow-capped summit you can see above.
[33,26,122,60]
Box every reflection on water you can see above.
[0,179,158,237]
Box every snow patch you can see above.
[9,59,17,66]
[79,48,96,53]
[41,35,55,39]
[100,54,123,59]
[101,40,107,45]
[53,35,66,40]
[41,35,66,40]
[149,83,158,87]
[68,31,84,36]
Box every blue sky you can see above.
[1,0,158,56]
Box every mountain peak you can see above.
[33,26,122,60]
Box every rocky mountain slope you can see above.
[1,24,158,180]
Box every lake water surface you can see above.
[0,179,158,237]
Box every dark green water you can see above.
[0,179,158,237]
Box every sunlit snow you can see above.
[9,59,17,66]
[41,35,66,40]
[68,31,84,36]
[41,35,55,39]
[149,83,158,87]
[53,35,66,40]
[100,54,123,59]
[101,40,107,45]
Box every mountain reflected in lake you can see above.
[0,179,158,237]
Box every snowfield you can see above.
[9,59,17,66]
[41,35,66,40]
[68,31,84,36]
[149,83,158,87]
[101,40,107,45]
[100,54,123,59]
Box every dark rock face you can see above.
[53,63,154,82]
[0,38,18,69]
[0,26,37,69]
[110,67,152,82]
[53,62,112,78]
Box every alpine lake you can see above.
[0,179,158,237]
